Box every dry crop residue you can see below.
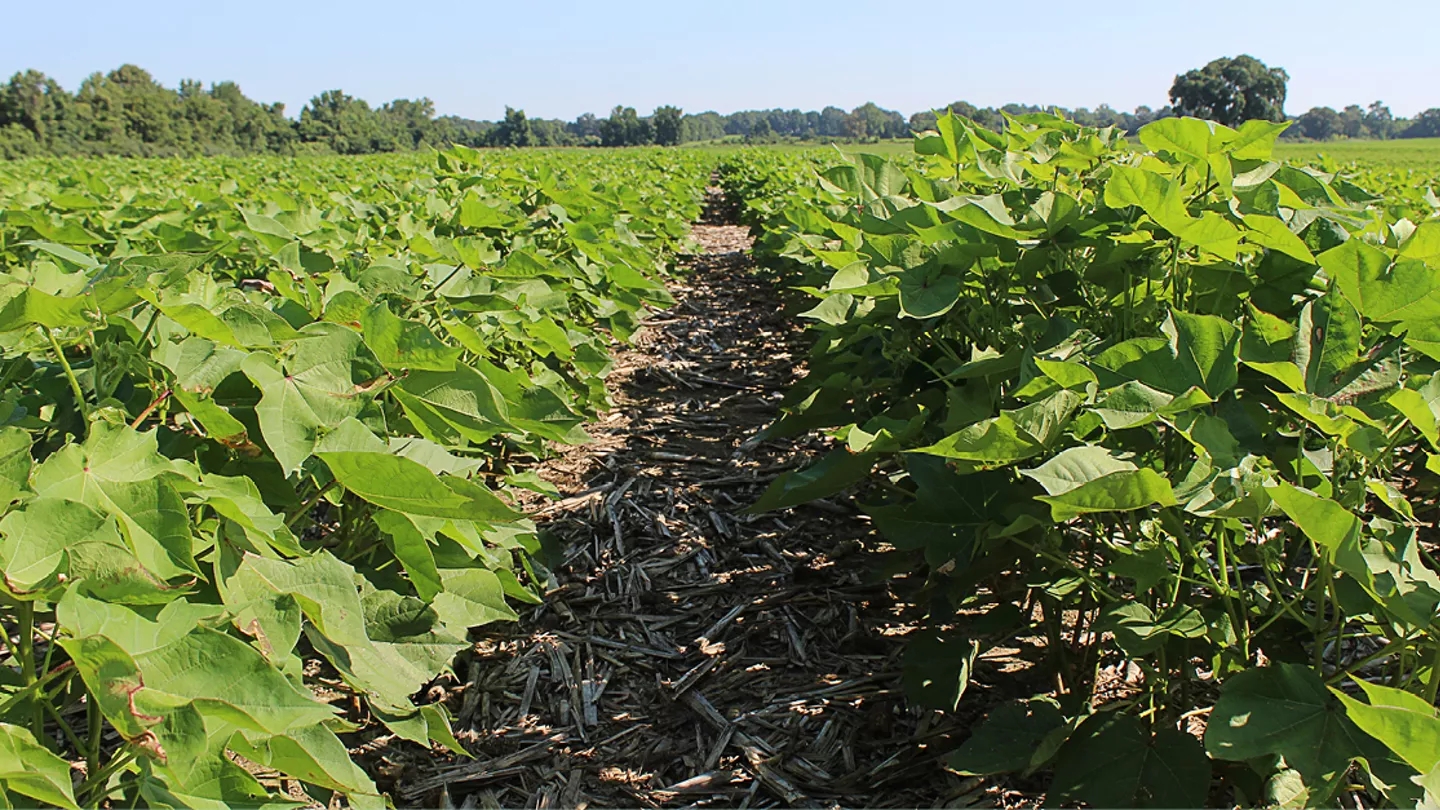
[391,189,1008,808]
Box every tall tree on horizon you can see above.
[1169,55,1288,127]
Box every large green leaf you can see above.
[0,723,80,809]
[1333,679,1440,777]
[31,424,197,579]
[431,567,518,630]
[911,391,1081,466]
[1036,468,1178,521]
[361,302,460,372]
[1321,239,1440,325]
[1206,663,1370,797]
[901,630,978,711]
[1093,312,1238,398]
[222,551,371,648]
[393,366,512,444]
[1021,445,1136,496]
[319,451,520,522]
[748,449,874,513]
[1049,713,1210,808]
[947,698,1065,776]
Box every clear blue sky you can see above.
[4,0,1436,121]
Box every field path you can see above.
[392,187,988,808]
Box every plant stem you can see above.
[285,480,340,530]
[43,328,90,431]
[17,600,41,738]
[0,664,72,718]
[86,695,103,778]
[78,748,138,805]
[1426,644,1440,704]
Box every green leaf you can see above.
[1388,388,1440,450]
[320,451,520,522]
[1399,220,1440,262]
[747,449,873,513]
[0,428,30,509]
[1294,294,1364,398]
[0,288,91,331]
[1093,312,1238,398]
[912,391,1081,466]
[361,302,461,372]
[1227,120,1290,159]
[1139,117,1218,165]
[0,498,115,594]
[0,723,80,809]
[431,567,518,631]
[56,635,158,744]
[1037,469,1178,521]
[898,268,961,318]
[1020,446,1136,496]
[946,699,1065,776]
[136,627,337,734]
[223,551,371,648]
[240,354,322,475]
[1266,482,1361,552]
[231,724,381,803]
[393,367,512,445]
[1096,602,1206,656]
[31,424,197,578]
[1323,239,1440,325]
[901,630,978,711]
[1333,680,1440,776]
[1049,713,1210,808]
[1243,215,1316,263]
[1206,663,1370,797]
[242,325,376,473]
[372,510,442,602]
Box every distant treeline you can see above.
[1,64,1437,160]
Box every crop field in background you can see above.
[1,117,1439,808]
[1274,137,1440,170]
[690,136,1440,171]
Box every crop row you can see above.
[0,146,711,807]
[720,115,1440,808]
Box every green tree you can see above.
[1403,109,1440,138]
[1169,55,1288,126]
[0,70,78,152]
[1338,104,1367,139]
[299,89,381,154]
[490,106,532,147]
[1294,106,1340,140]
[818,106,847,138]
[599,106,651,146]
[1365,101,1395,139]
[652,105,682,146]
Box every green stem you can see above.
[1008,535,1123,601]
[1426,644,1440,704]
[0,665,72,719]
[285,480,340,530]
[1326,636,1412,685]
[86,694,103,778]
[40,697,86,757]
[79,748,138,805]
[43,328,90,431]
[17,600,41,738]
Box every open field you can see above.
[693,135,1440,170]
[1275,136,1440,169]
[2,116,1439,808]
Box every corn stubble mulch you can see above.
[384,191,1011,809]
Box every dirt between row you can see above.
[376,190,1027,809]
